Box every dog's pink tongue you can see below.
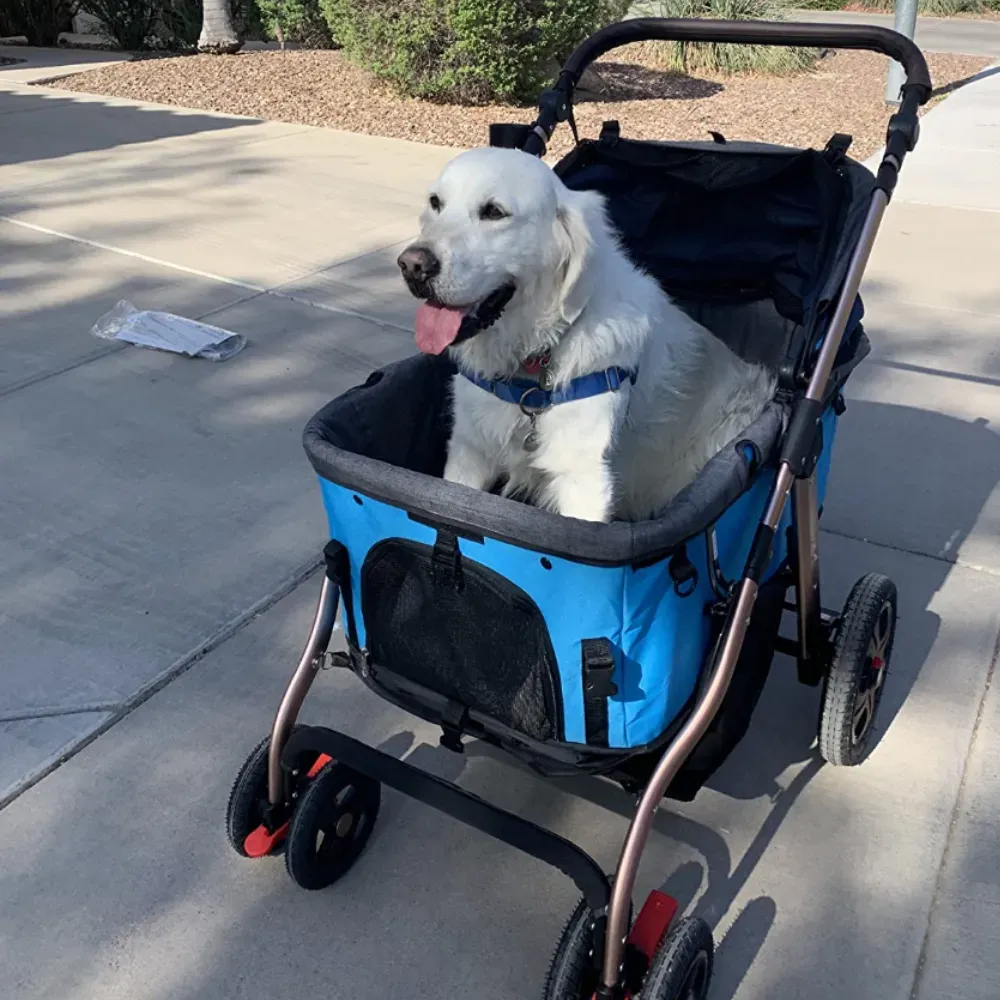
[415,302,467,355]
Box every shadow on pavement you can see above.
[0,85,260,166]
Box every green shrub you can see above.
[1,0,76,45]
[258,0,332,46]
[78,0,160,48]
[631,0,821,75]
[156,0,202,47]
[321,0,631,104]
[0,0,23,36]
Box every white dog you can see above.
[397,147,776,523]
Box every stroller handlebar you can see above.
[560,18,932,97]
[517,17,930,188]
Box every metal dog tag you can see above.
[523,428,541,452]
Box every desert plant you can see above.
[321,0,631,104]
[631,0,820,75]
[77,0,160,48]
[257,0,332,46]
[155,0,202,47]
[853,0,986,11]
[0,0,23,36]
[3,0,76,45]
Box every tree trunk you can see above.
[199,0,242,54]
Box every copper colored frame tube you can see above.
[600,189,891,988]
[267,577,340,804]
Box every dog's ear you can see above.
[553,187,607,325]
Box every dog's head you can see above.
[397,147,609,367]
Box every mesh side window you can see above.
[361,539,563,742]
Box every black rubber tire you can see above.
[543,898,601,1000]
[225,727,322,858]
[818,573,897,767]
[284,761,381,891]
[641,916,713,1000]
[543,898,636,1000]
[226,736,275,858]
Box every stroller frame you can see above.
[234,19,931,1000]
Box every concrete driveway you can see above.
[2,60,1000,1000]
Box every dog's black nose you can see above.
[397,245,440,284]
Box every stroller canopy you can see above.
[554,135,875,381]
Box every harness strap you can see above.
[462,366,636,409]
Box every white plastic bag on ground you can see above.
[91,300,247,361]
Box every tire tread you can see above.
[642,915,713,1000]
[818,573,897,767]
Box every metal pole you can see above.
[885,0,919,105]
[267,578,339,803]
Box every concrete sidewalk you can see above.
[0,44,128,84]
[2,60,1000,1000]
[0,85,453,806]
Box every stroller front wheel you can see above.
[640,916,714,1000]
[284,761,381,890]
[819,572,898,766]
[543,897,602,1000]
[226,727,331,858]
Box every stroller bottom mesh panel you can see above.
[361,538,563,743]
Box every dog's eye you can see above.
[429,194,442,212]
[479,201,509,221]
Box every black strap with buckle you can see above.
[582,638,618,747]
[823,132,853,163]
[439,700,468,753]
[431,529,463,591]
[323,539,357,643]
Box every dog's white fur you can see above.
[409,147,777,522]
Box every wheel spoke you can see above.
[875,660,888,691]
[853,687,875,740]
[870,603,892,660]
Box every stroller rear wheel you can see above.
[545,895,710,1000]
[284,760,381,890]
[543,898,602,1000]
[818,573,897,766]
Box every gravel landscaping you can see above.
[50,47,991,159]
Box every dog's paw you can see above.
[553,495,611,523]
[443,448,494,492]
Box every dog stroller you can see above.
[226,19,930,1000]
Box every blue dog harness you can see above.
[461,366,637,409]
[460,359,637,452]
